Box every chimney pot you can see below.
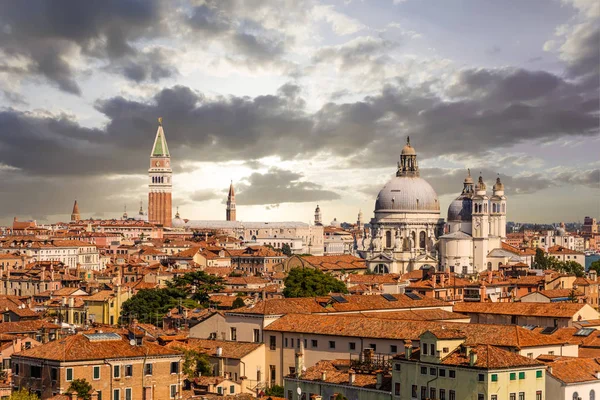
[348,369,356,385]
[321,371,327,381]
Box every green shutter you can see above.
[66,368,73,381]
[519,372,525,379]
[536,370,542,378]
[510,373,516,380]
[491,374,498,382]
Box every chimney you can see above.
[321,371,327,381]
[70,392,78,400]
[295,352,304,378]
[68,297,74,308]
[469,349,478,366]
[404,340,412,359]
[596,371,600,379]
[348,369,356,385]
[375,370,383,390]
[547,366,553,375]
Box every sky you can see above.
[0,0,598,226]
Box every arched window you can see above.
[591,390,595,400]
[419,231,426,249]
[487,262,492,271]
[386,231,392,248]
[374,264,389,274]
[502,203,505,213]
[411,231,416,249]
[572,393,578,400]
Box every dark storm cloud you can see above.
[116,48,178,83]
[0,169,146,221]
[235,168,340,205]
[312,36,398,72]
[0,0,171,93]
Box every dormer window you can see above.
[422,343,428,355]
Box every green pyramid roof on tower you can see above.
[151,119,170,157]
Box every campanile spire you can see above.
[148,118,172,227]
[226,181,236,221]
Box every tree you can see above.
[265,385,284,397]
[568,289,579,303]
[9,390,39,400]
[561,260,585,277]
[120,288,191,324]
[283,267,348,298]
[589,259,600,274]
[174,347,212,378]
[68,379,93,400]
[232,297,246,309]
[167,271,224,305]
[533,248,551,270]
[281,243,293,257]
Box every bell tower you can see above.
[226,181,236,221]
[148,118,172,227]
[491,175,507,239]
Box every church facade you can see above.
[359,138,444,274]
[438,172,509,274]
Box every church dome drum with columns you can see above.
[360,137,444,275]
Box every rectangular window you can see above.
[125,365,132,377]
[430,367,437,376]
[518,393,524,400]
[285,338,288,347]
[97,391,102,400]
[430,388,436,400]
[169,385,177,398]
[51,368,57,381]
[449,390,455,400]
[510,372,516,380]
[230,327,237,341]
[253,329,260,343]
[390,345,398,353]
[421,386,427,400]
[491,373,498,382]
[420,366,427,375]
[270,336,277,350]
[349,342,356,351]
[30,365,42,378]
[113,365,120,378]
[394,363,401,371]
[449,370,456,378]
[439,368,446,377]
[518,372,525,380]
[536,391,542,400]
[230,385,235,394]
[13,363,19,376]
[411,385,417,398]
[510,394,516,400]
[217,387,222,395]
[329,341,335,349]
[478,373,484,382]
[93,366,101,380]
[66,368,73,382]
[370,344,377,351]
[492,396,498,400]
[144,363,153,376]
[536,370,542,378]
[312,340,318,348]
[394,382,400,396]
[430,343,435,356]
[422,343,428,355]
[125,388,132,400]
[291,338,294,347]
[113,389,120,400]
[527,353,533,359]
[440,389,446,400]
[477,395,484,400]
[170,362,179,374]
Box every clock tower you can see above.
[148,118,172,227]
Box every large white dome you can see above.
[375,176,440,212]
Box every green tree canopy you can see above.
[533,248,584,277]
[589,259,600,274]
[232,297,246,309]
[167,271,224,304]
[281,243,293,257]
[265,385,284,397]
[283,267,348,298]
[68,379,93,400]
[172,346,212,378]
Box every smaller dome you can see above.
[476,175,487,191]
[401,136,416,156]
[464,169,473,184]
[330,218,340,227]
[448,196,473,222]
[493,176,504,192]
[172,208,185,228]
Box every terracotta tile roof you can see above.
[229,293,447,315]
[298,360,392,390]
[84,290,115,301]
[547,245,583,255]
[539,356,600,383]
[535,289,584,299]
[15,332,181,361]
[166,339,261,359]
[347,274,400,284]
[300,255,366,271]
[0,320,60,334]
[264,314,568,349]
[453,302,596,318]
[360,309,468,321]
[440,344,542,369]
